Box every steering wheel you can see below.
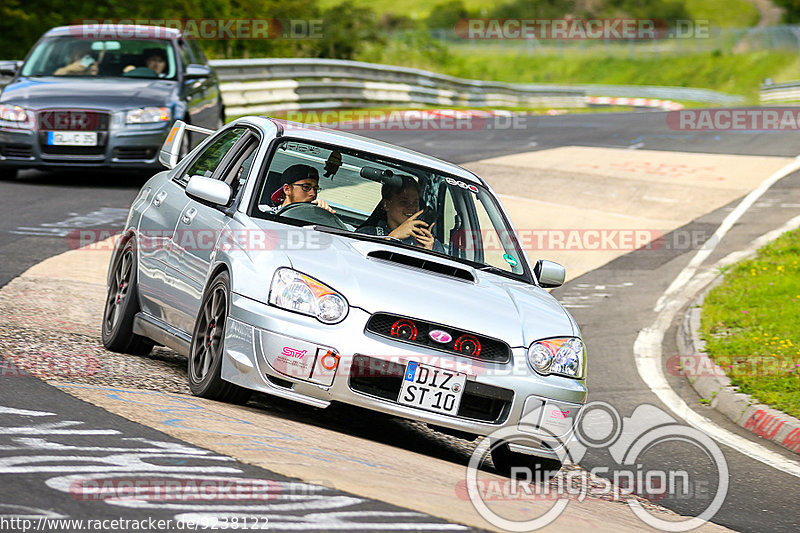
[274,201,348,230]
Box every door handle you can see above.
[152,190,168,207]
[181,207,198,225]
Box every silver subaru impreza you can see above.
[102,116,587,474]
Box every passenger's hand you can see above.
[311,198,336,213]
[413,222,435,250]
[389,210,428,241]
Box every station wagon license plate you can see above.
[398,361,466,415]
[46,131,98,146]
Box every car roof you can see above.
[44,25,181,40]
[236,116,486,186]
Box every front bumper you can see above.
[0,122,171,171]
[223,293,587,458]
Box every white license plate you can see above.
[398,361,466,415]
[46,131,98,146]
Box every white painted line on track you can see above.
[654,156,800,313]
[635,214,800,478]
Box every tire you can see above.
[490,441,562,480]
[188,271,251,404]
[101,240,154,355]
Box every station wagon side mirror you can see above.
[184,64,211,80]
[186,175,232,206]
[0,60,21,77]
[534,259,566,288]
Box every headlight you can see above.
[268,268,348,324]
[527,337,584,378]
[125,107,170,124]
[0,104,35,129]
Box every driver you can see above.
[54,41,98,76]
[270,164,335,213]
[358,175,443,252]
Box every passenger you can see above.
[359,175,443,252]
[123,48,168,77]
[270,164,335,213]
[54,42,98,76]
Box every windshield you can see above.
[21,37,177,79]
[252,138,531,282]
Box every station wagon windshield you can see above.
[21,37,177,79]
[253,138,531,282]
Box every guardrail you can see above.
[760,81,800,104]
[1,57,743,113]
[208,58,586,115]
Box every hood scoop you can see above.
[367,250,475,283]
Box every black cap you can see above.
[271,164,319,202]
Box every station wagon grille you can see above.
[365,312,511,363]
[348,355,513,424]
[0,144,33,158]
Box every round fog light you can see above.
[528,344,554,373]
[317,293,347,323]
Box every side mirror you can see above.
[0,60,21,77]
[184,64,211,80]
[534,259,565,288]
[186,175,232,206]
[159,120,187,169]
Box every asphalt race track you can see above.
[1,111,799,532]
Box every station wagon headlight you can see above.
[268,268,348,324]
[125,107,171,124]
[527,337,584,378]
[0,104,35,129]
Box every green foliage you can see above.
[773,0,800,23]
[426,0,470,30]
[700,228,800,418]
[313,2,385,59]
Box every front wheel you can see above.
[188,271,251,404]
[101,240,154,355]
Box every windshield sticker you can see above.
[503,254,518,268]
[445,176,479,193]
[283,142,322,156]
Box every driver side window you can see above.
[180,127,246,185]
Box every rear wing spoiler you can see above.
[159,120,215,169]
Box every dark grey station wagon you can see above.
[0,25,224,178]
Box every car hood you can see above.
[276,230,576,348]
[0,77,176,109]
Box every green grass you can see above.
[358,42,798,102]
[320,0,760,27]
[700,228,800,418]
[317,0,497,20]
[683,0,760,28]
